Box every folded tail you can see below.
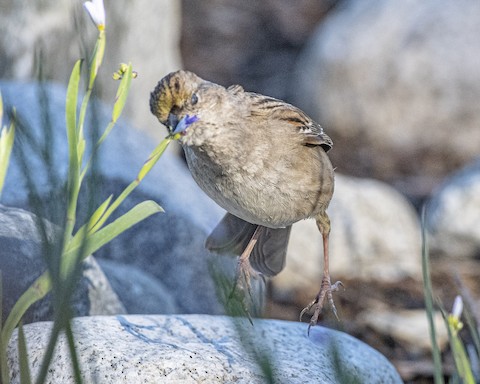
[205,213,291,277]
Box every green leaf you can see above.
[0,92,15,198]
[77,137,86,165]
[0,90,3,124]
[112,63,133,123]
[66,60,82,151]
[18,322,32,384]
[421,207,444,384]
[137,136,173,182]
[0,119,15,198]
[87,180,137,234]
[64,60,83,241]
[65,321,83,384]
[64,200,163,264]
[445,314,476,384]
[1,272,52,361]
[88,30,106,90]
[0,271,8,384]
[87,194,113,232]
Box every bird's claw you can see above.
[300,276,344,334]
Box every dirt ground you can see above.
[265,257,480,383]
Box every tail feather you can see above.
[205,213,291,276]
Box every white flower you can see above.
[83,0,106,30]
[452,295,463,320]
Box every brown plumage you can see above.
[150,70,342,331]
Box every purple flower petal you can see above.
[173,114,199,135]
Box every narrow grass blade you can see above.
[0,271,9,384]
[137,136,173,182]
[0,116,15,198]
[64,60,83,241]
[65,321,83,384]
[421,206,444,384]
[111,63,133,124]
[87,194,113,232]
[0,90,3,123]
[88,30,105,90]
[18,322,32,384]
[1,272,52,355]
[66,60,82,151]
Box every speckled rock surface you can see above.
[7,314,402,383]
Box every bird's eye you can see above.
[191,93,198,105]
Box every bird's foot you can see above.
[300,275,344,334]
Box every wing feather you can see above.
[247,92,333,152]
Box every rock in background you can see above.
[427,159,480,259]
[292,0,480,199]
[0,204,125,325]
[180,0,338,100]
[0,0,182,136]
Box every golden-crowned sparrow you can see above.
[150,70,342,330]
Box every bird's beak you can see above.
[166,113,179,133]
[169,114,199,136]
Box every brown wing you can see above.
[247,92,333,152]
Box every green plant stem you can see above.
[421,207,444,384]
[18,323,32,384]
[0,272,7,384]
[0,112,15,198]
[64,60,82,250]
[79,30,105,149]
[80,63,133,183]
[34,317,64,384]
[65,320,83,384]
[64,31,105,244]
[88,135,173,234]
[447,326,476,383]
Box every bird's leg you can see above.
[300,214,343,334]
[230,225,263,301]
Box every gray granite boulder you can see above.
[427,159,480,258]
[181,0,336,101]
[97,259,180,314]
[7,314,403,383]
[0,204,125,325]
[293,0,480,197]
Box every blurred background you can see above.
[1,0,480,382]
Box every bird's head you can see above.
[150,70,202,136]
